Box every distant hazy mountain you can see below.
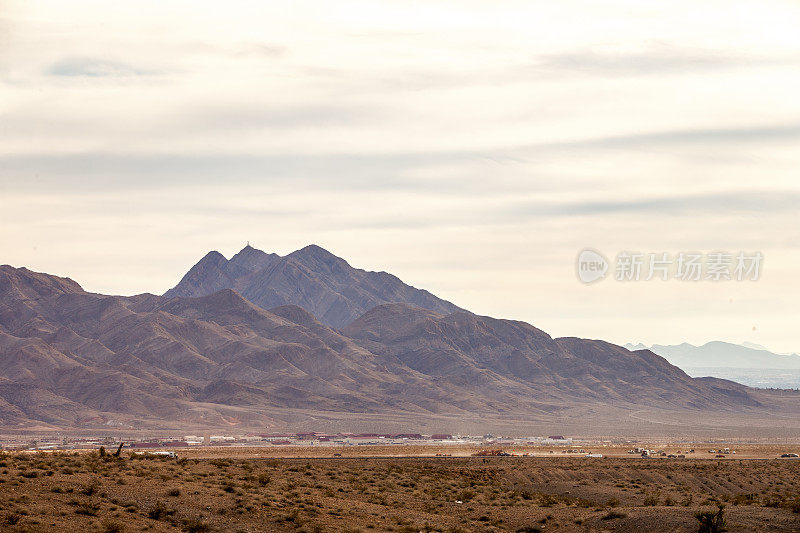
[166,244,463,328]
[741,341,770,351]
[625,342,648,351]
[625,341,800,370]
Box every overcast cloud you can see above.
[1,0,799,352]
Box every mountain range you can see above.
[625,342,800,390]
[625,342,800,370]
[1,244,798,435]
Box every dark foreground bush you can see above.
[695,505,726,533]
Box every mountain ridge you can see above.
[165,244,464,328]
[0,253,797,433]
[626,341,800,370]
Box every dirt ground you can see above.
[1,449,799,532]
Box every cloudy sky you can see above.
[2,0,799,352]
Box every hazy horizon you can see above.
[2,0,799,352]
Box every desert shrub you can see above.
[538,494,558,507]
[575,498,596,508]
[605,497,620,507]
[101,519,125,533]
[168,488,181,497]
[257,473,271,486]
[762,494,783,508]
[282,508,303,524]
[81,481,100,496]
[695,505,726,533]
[602,510,626,520]
[74,502,99,516]
[643,495,659,506]
[457,489,476,502]
[148,501,175,520]
[5,513,21,525]
[182,518,211,533]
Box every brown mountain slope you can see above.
[0,265,508,428]
[165,244,463,328]
[343,303,758,410]
[0,262,789,433]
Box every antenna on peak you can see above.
[246,240,250,247]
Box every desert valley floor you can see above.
[1,445,800,532]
